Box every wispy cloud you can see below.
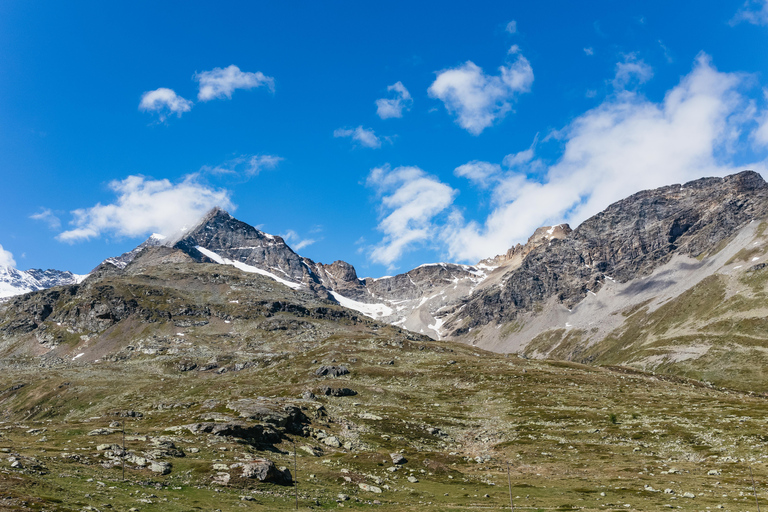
[375,81,413,119]
[196,65,275,101]
[583,47,594,56]
[612,54,653,90]
[139,88,193,121]
[731,0,768,25]
[202,154,283,177]
[281,230,316,251]
[30,208,61,230]
[334,126,382,148]
[57,175,233,242]
[428,45,534,135]
[366,165,457,267]
[0,243,15,268]
[505,20,517,34]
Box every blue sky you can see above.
[2,1,768,276]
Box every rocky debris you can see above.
[185,422,281,445]
[318,386,357,397]
[87,428,118,436]
[226,399,309,434]
[241,458,292,485]
[112,410,143,418]
[390,453,407,465]
[315,365,350,377]
[407,475,419,483]
[145,439,185,458]
[177,362,197,372]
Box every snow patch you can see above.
[195,246,302,290]
[330,291,393,319]
[72,353,84,361]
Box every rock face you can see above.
[445,171,768,335]
[0,266,87,301]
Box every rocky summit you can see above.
[3,170,768,510]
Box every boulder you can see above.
[390,453,407,465]
[241,458,292,485]
[315,365,350,377]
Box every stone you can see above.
[301,445,321,457]
[358,483,382,493]
[322,436,341,448]
[318,386,357,397]
[407,475,419,483]
[241,458,292,485]
[390,453,407,465]
[149,461,171,475]
[315,365,350,377]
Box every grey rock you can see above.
[241,458,292,485]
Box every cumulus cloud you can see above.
[0,244,16,268]
[139,88,193,121]
[375,81,413,119]
[505,20,517,34]
[202,154,283,176]
[613,54,653,90]
[731,0,768,25]
[367,165,457,267]
[57,175,233,242]
[334,126,382,148]
[196,65,275,101]
[369,53,768,266]
[428,46,534,135]
[30,208,61,229]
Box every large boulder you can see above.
[241,458,292,485]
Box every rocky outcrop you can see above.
[447,171,768,335]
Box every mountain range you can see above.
[3,170,768,389]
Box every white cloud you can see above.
[0,244,16,268]
[375,81,413,119]
[441,53,764,262]
[202,154,283,176]
[428,46,534,135]
[57,175,234,242]
[613,54,653,90]
[454,161,502,188]
[30,208,61,230]
[334,126,382,148]
[732,0,768,25]
[196,65,275,101]
[367,165,457,267]
[369,53,768,266]
[505,20,517,34]
[139,88,193,121]
[584,47,594,56]
[281,230,316,251]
